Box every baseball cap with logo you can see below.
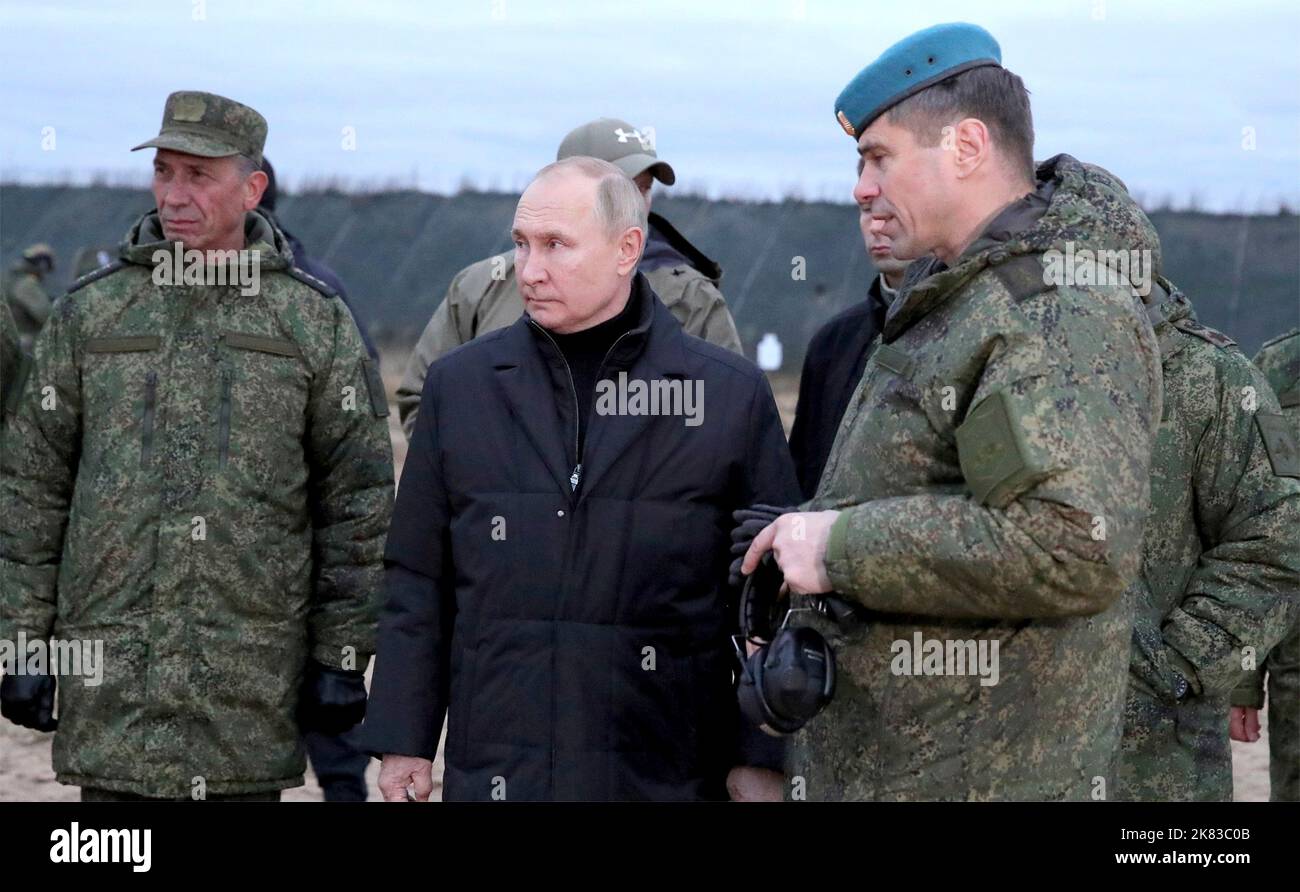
[22,243,55,262]
[556,118,676,185]
[132,90,268,165]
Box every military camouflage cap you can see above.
[132,91,267,165]
[557,118,675,185]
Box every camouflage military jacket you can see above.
[395,213,742,437]
[791,155,1163,801]
[0,209,394,797]
[1117,289,1300,801]
[1,298,21,422]
[4,267,53,346]
[1231,328,1300,801]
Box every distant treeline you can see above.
[2,183,1296,362]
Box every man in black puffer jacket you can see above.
[358,157,798,801]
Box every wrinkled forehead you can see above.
[513,170,598,233]
[152,148,237,173]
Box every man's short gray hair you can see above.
[233,153,260,178]
[533,156,648,242]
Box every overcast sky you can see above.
[1,0,1296,209]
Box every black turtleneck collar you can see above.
[543,280,645,459]
[547,279,643,357]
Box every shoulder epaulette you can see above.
[285,266,339,299]
[1172,317,1237,350]
[1260,329,1300,351]
[66,260,126,295]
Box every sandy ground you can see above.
[0,356,1276,801]
[0,688,1276,802]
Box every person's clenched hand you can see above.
[729,504,796,588]
[0,673,58,732]
[378,754,435,802]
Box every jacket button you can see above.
[557,510,565,517]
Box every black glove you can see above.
[1,672,58,732]
[297,661,367,735]
[728,504,796,589]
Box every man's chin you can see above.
[887,239,924,262]
[161,227,198,247]
[526,301,567,329]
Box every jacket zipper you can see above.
[140,371,157,467]
[529,321,638,498]
[217,368,232,469]
[530,322,583,495]
[527,318,636,799]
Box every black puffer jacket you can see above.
[359,274,798,800]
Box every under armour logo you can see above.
[614,127,653,151]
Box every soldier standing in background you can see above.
[1231,328,1300,802]
[258,155,376,801]
[259,157,379,363]
[1115,291,1300,801]
[1,299,21,423]
[395,116,742,437]
[0,91,394,801]
[3,244,56,351]
[789,203,909,500]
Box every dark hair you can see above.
[885,65,1035,183]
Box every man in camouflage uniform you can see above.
[1,299,21,423]
[1116,293,1300,801]
[0,91,394,800]
[739,23,1162,800]
[396,116,741,437]
[1231,329,1300,802]
[3,243,56,351]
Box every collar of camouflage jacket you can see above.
[117,208,293,271]
[884,154,1163,340]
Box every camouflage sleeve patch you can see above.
[1255,412,1300,478]
[869,342,914,379]
[956,389,1042,506]
[991,253,1054,303]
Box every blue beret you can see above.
[835,22,1002,139]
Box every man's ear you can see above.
[950,117,992,180]
[616,226,644,276]
[243,170,269,211]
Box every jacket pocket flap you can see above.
[223,331,300,357]
[85,335,161,353]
